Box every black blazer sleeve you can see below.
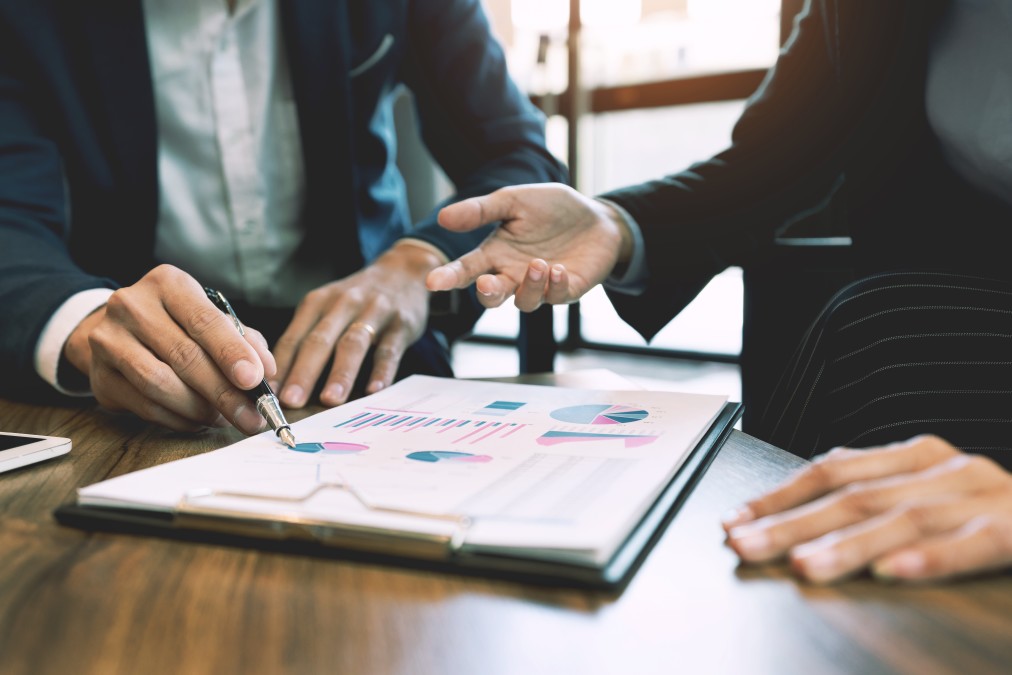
[399,0,568,259]
[0,16,116,400]
[600,0,915,341]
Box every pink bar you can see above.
[469,424,505,444]
[501,424,527,437]
[452,425,488,443]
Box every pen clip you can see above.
[206,287,245,336]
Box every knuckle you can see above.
[213,385,242,417]
[911,434,958,459]
[965,454,1002,477]
[165,338,205,376]
[274,333,300,355]
[973,516,1012,557]
[303,329,336,350]
[314,317,340,337]
[838,484,883,518]
[342,287,365,307]
[135,362,170,400]
[150,263,182,282]
[803,461,839,493]
[895,503,938,535]
[87,327,114,357]
[371,294,392,314]
[186,305,225,340]
[373,344,400,363]
[302,287,326,307]
[941,453,998,481]
[104,287,135,320]
[340,329,370,348]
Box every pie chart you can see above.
[407,451,493,464]
[549,404,649,425]
[290,441,368,455]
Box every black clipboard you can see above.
[54,402,742,591]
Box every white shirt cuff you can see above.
[34,288,114,396]
[598,198,648,296]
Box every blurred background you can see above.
[410,0,799,397]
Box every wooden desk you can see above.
[2,374,1011,675]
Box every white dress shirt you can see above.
[36,0,320,393]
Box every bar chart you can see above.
[334,412,529,446]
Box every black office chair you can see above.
[393,88,557,374]
[741,177,856,433]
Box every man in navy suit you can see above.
[0,0,564,434]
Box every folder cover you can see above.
[55,376,742,590]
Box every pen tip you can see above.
[279,427,296,448]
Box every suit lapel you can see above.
[280,0,364,273]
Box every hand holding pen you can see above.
[62,265,285,437]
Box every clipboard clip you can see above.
[176,472,474,555]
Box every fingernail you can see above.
[792,544,839,581]
[873,551,925,580]
[321,384,345,406]
[233,359,260,388]
[728,526,770,558]
[281,384,305,407]
[268,380,279,391]
[551,266,563,283]
[234,405,265,433]
[721,505,755,529]
[528,263,544,282]
[368,380,385,393]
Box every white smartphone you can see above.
[0,432,72,473]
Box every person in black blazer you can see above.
[0,1,565,432]
[427,0,1012,583]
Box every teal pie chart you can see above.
[291,441,368,455]
[407,451,493,464]
[549,404,649,425]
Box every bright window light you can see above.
[511,0,568,32]
[687,0,780,19]
[511,0,643,32]
[582,0,642,28]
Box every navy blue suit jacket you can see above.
[0,0,565,398]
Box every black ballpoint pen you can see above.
[204,287,297,448]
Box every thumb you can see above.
[426,249,493,291]
[438,190,516,232]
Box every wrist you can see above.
[385,240,446,277]
[63,305,105,382]
[390,238,447,267]
[594,199,634,266]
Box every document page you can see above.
[78,376,727,566]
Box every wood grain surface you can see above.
[2,376,1011,675]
